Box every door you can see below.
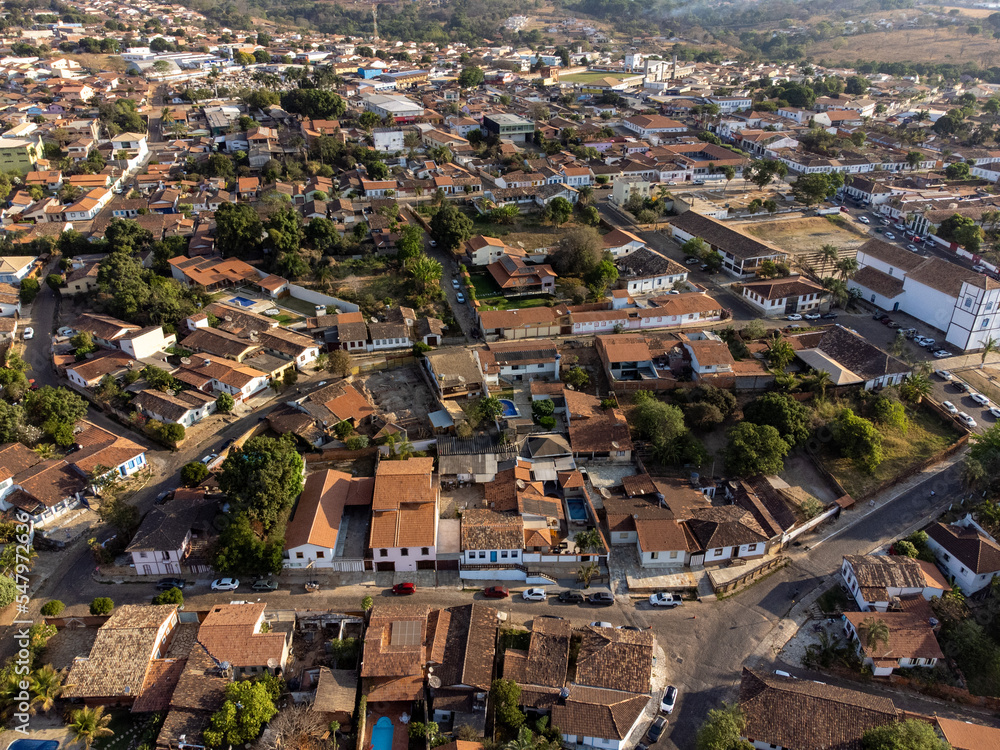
[490,551,498,562]
[893,302,899,312]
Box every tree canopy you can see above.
[861,719,952,750]
[429,203,473,251]
[743,392,811,446]
[280,88,346,119]
[215,203,263,258]
[203,680,278,748]
[218,434,304,534]
[725,422,790,476]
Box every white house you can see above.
[284,469,375,569]
[635,518,695,567]
[459,509,525,577]
[841,554,950,612]
[369,457,438,572]
[843,604,944,676]
[132,388,217,428]
[0,256,36,285]
[552,688,649,750]
[602,228,646,258]
[475,340,561,385]
[126,489,214,575]
[681,330,734,378]
[925,516,1000,595]
[740,276,829,317]
[622,114,686,139]
[0,282,21,316]
[372,128,405,152]
[615,247,688,295]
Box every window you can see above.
[316,551,324,558]
[650,551,659,560]
[713,548,724,556]
[162,551,170,560]
[296,552,304,559]
[984,319,992,329]
[966,296,974,309]
[501,551,508,558]
[379,549,388,557]
[139,552,147,559]
[618,532,630,540]
[747,544,758,552]
[479,551,487,559]
[669,551,678,559]
[400,548,409,556]
[421,547,429,556]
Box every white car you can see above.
[684,257,700,265]
[589,621,614,628]
[932,349,950,359]
[451,279,460,289]
[786,314,803,321]
[649,592,684,608]
[201,453,218,465]
[935,370,953,381]
[973,264,987,273]
[456,292,466,304]
[990,407,1000,419]
[858,216,870,224]
[22,327,33,340]
[522,588,547,601]
[918,338,936,349]
[970,392,991,407]
[884,232,896,240]
[907,244,919,252]
[211,578,240,591]
[661,686,678,714]
[942,401,958,415]
[959,412,978,428]
[804,312,821,320]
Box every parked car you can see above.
[880,317,894,326]
[932,349,950,359]
[156,578,187,591]
[201,453,217,465]
[618,625,643,631]
[786,314,802,321]
[154,490,173,505]
[953,381,970,393]
[589,621,614,628]
[884,232,896,240]
[558,590,585,604]
[989,407,1000,419]
[971,392,991,406]
[211,578,239,591]
[959,412,978,428]
[21,327,33,340]
[456,292,466,304]
[522,588,547,601]
[684,257,700,265]
[587,591,614,606]
[661,686,678,714]
[483,586,509,599]
[451,278,460,289]
[901,328,918,338]
[973,264,987,273]
[907,244,919,252]
[392,582,416,595]
[804,312,821,320]
[821,312,839,320]
[942,401,959,415]
[649,592,684,607]
[873,313,888,321]
[647,716,668,743]
[252,579,278,592]
[935,370,953,381]
[858,215,870,224]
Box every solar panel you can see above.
[390,620,421,647]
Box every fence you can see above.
[286,283,359,313]
[350,353,417,375]
[709,555,786,595]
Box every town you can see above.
[0,0,1000,749]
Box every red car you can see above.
[483,586,509,599]
[392,582,416,595]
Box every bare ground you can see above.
[810,27,1000,67]
[741,217,869,256]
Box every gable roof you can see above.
[667,212,786,261]
[575,626,655,694]
[551,686,650,741]
[197,603,287,668]
[285,469,374,550]
[687,506,768,548]
[844,554,950,602]
[504,616,571,688]
[926,522,1000,574]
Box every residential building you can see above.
[564,388,632,462]
[740,277,829,317]
[792,325,910,390]
[0,256,36,285]
[0,137,43,174]
[0,283,21,317]
[622,114,686,139]
[475,340,561,385]
[486,255,557,296]
[423,348,487,400]
[283,469,375,568]
[924,516,1000,595]
[66,351,135,388]
[841,554,950,612]
[937,716,1000,750]
[482,114,535,143]
[842,598,944,676]
[615,247,688,295]
[198,602,292,678]
[666,212,788,278]
[126,488,216,575]
[132,388,217,427]
[369,458,439,571]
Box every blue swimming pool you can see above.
[371,716,394,750]
[499,399,519,418]
[229,296,255,308]
[567,498,588,522]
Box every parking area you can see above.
[932,367,1000,434]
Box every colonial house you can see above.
[475,340,561,385]
[198,602,292,678]
[792,325,910,390]
[615,247,688,295]
[841,554,950,612]
[284,469,375,569]
[423,349,487,400]
[564,388,632,462]
[126,489,216,575]
[924,516,1000,595]
[487,255,557,296]
[740,277,829,317]
[667,211,788,278]
[842,598,944,676]
[132,388,217,428]
[369,458,439,572]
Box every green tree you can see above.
[792,172,842,205]
[633,397,687,444]
[0,575,17,609]
[68,706,114,749]
[213,514,285,576]
[203,680,278,747]
[328,350,353,377]
[894,540,919,558]
[215,202,263,258]
[547,196,573,225]
[216,392,235,414]
[152,586,184,605]
[24,386,87,431]
[70,331,97,357]
[682,237,708,259]
[430,203,473,251]
[861,719,951,750]
[458,66,485,88]
[744,158,787,190]
[39,600,64,617]
[28,664,64,713]
[396,224,424,262]
[937,213,982,252]
[833,408,884,473]
[490,678,526,736]
[89,597,114,615]
[407,254,444,292]
[280,89,346,119]
[563,365,590,389]
[97,248,149,319]
[743,392,811,446]
[946,161,971,180]
[725,422,790,476]
[218,434,304,533]
[696,703,752,750]
[871,395,908,432]
[766,336,796,370]
[899,373,932,404]
[181,461,209,487]
[18,278,40,304]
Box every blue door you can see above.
[490,551,497,562]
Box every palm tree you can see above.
[722,164,736,192]
[766,336,795,370]
[823,277,849,308]
[578,185,594,205]
[899,373,932,404]
[574,528,603,554]
[906,150,923,170]
[820,244,839,276]
[314,263,335,291]
[32,443,59,460]
[406,254,443,292]
[803,369,832,400]
[835,257,859,280]
[0,671,23,721]
[981,336,998,369]
[505,726,537,750]
[861,617,890,655]
[29,665,64,714]
[578,561,599,589]
[384,432,414,460]
[68,705,114,749]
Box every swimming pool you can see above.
[499,399,519,418]
[371,716,394,750]
[229,296,255,308]
[567,498,588,522]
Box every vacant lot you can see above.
[821,406,959,499]
[559,71,633,83]
[466,210,567,254]
[742,216,869,256]
[810,27,1000,65]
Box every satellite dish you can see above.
[224,315,233,322]
[370,316,378,323]
[267,658,278,669]
[428,675,442,688]
[180,357,191,364]
[611,441,619,449]
[515,479,525,489]
[221,661,231,671]
[249,330,258,341]
[600,487,611,498]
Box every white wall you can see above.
[285,542,338,568]
[374,546,436,572]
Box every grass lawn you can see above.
[278,295,323,317]
[272,313,302,325]
[468,273,552,311]
[821,404,959,499]
[560,71,632,83]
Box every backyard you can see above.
[467,273,555,311]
